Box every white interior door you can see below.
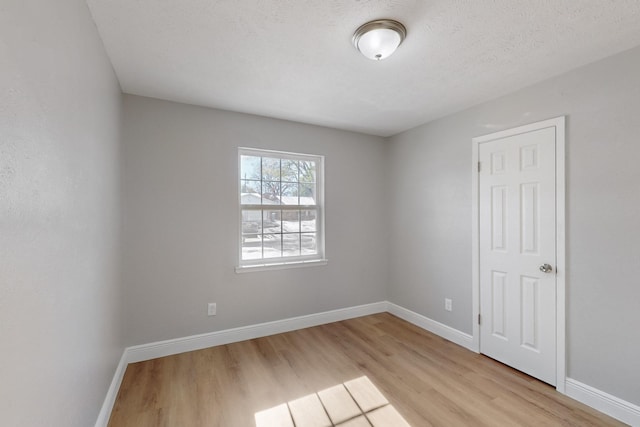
[478,125,557,385]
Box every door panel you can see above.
[479,126,556,385]
[491,271,507,339]
[521,183,539,254]
[520,275,539,351]
[491,186,507,251]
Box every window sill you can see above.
[235,259,328,274]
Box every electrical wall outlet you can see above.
[445,298,452,312]
[207,303,217,316]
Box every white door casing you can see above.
[471,117,566,391]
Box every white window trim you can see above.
[234,259,328,274]
[236,147,326,272]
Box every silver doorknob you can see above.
[539,264,553,273]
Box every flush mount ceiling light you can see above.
[352,19,407,61]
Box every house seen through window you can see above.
[238,148,324,268]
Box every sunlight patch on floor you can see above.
[254,376,410,427]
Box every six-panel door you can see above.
[479,126,557,385]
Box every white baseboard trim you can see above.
[386,302,475,352]
[565,378,640,426]
[95,350,128,427]
[126,301,388,363]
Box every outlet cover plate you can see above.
[208,303,217,316]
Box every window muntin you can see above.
[239,148,324,267]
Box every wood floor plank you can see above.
[108,313,625,427]
[337,415,371,427]
[343,376,388,413]
[317,384,361,424]
[287,393,332,427]
[254,403,295,427]
[366,405,411,427]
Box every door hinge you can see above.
[478,162,481,172]
[478,314,481,325]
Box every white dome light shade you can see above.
[357,28,401,60]
[353,19,406,61]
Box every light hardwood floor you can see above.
[108,313,625,426]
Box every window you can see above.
[237,148,325,270]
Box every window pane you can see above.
[241,209,261,236]
[262,157,280,181]
[301,210,317,232]
[263,234,282,258]
[241,244,262,260]
[262,181,280,205]
[299,183,316,205]
[240,180,261,205]
[280,183,298,205]
[241,212,262,260]
[299,160,316,183]
[282,233,300,257]
[281,159,299,183]
[241,155,261,180]
[301,233,317,255]
[262,210,281,234]
[282,210,300,233]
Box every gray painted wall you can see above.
[388,46,640,405]
[121,94,388,346]
[0,0,123,426]
[3,1,639,420]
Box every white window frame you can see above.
[236,147,326,273]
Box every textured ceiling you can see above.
[86,0,640,137]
